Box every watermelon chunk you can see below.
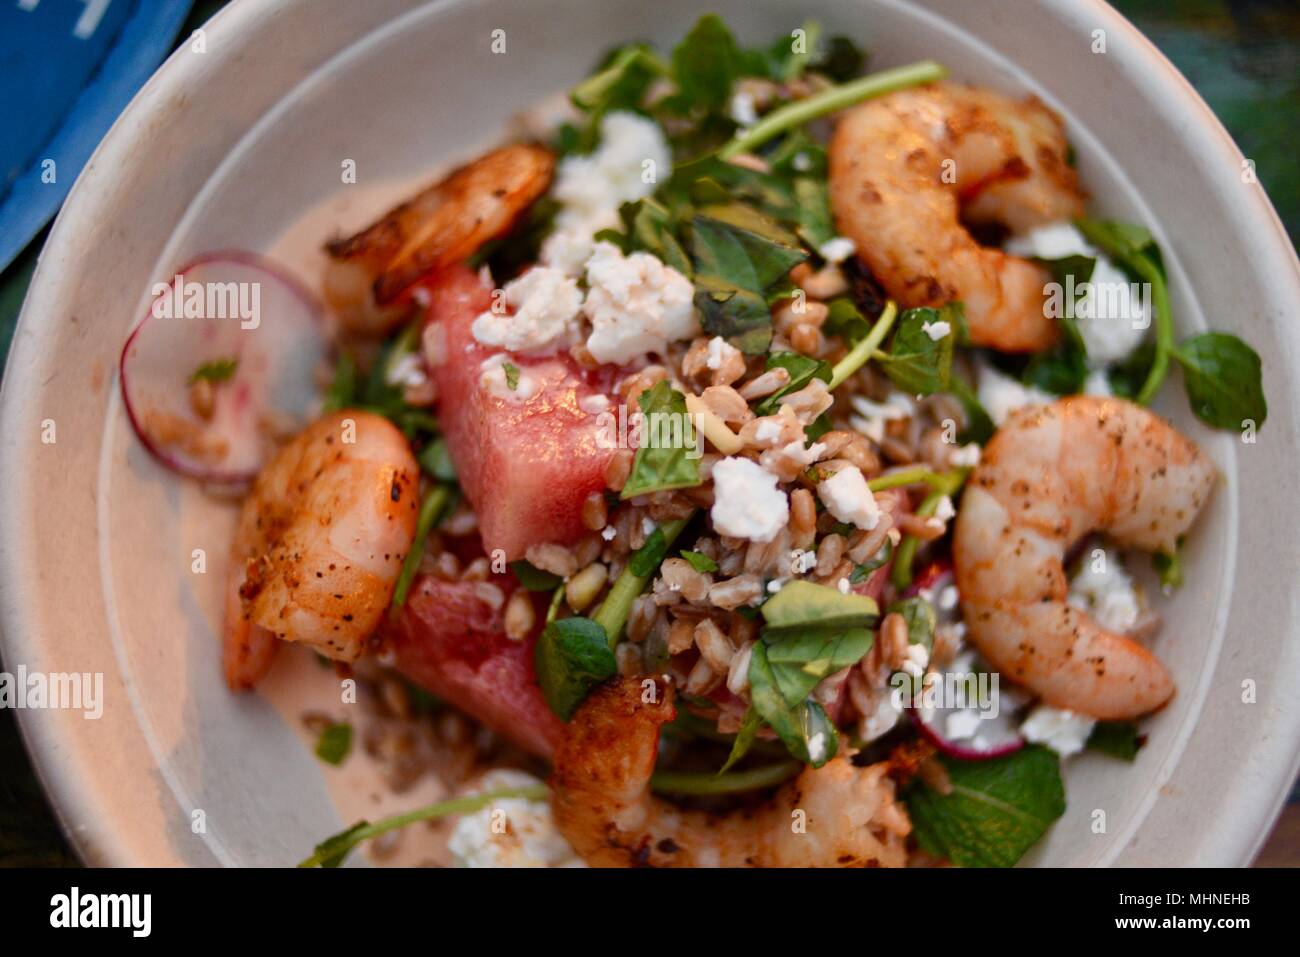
[385,575,563,758]
[424,266,617,561]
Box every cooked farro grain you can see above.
[773,298,829,333]
[525,543,578,579]
[728,612,758,646]
[441,502,479,537]
[581,490,608,531]
[700,385,751,426]
[615,642,644,677]
[816,533,846,577]
[778,379,833,424]
[471,581,505,612]
[726,640,754,696]
[790,323,824,356]
[503,588,536,641]
[918,756,954,796]
[879,434,918,464]
[743,527,791,577]
[604,449,634,492]
[790,488,817,550]
[460,556,490,582]
[848,515,895,563]
[379,677,413,720]
[659,557,712,602]
[737,368,790,402]
[667,617,696,655]
[647,491,696,521]
[569,342,599,369]
[684,656,721,695]
[572,533,603,569]
[896,511,947,542]
[708,574,763,610]
[797,263,850,300]
[880,612,910,670]
[627,594,660,643]
[694,617,735,673]
[619,365,668,408]
[431,550,462,580]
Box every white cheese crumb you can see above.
[600,524,617,541]
[937,584,960,611]
[710,457,789,543]
[447,769,585,868]
[945,708,984,742]
[921,319,952,341]
[790,549,817,575]
[1067,547,1142,633]
[641,516,657,536]
[949,443,982,468]
[729,90,759,127]
[385,352,428,389]
[817,466,881,530]
[766,578,786,594]
[807,731,828,764]
[976,360,1054,427]
[583,242,700,365]
[579,394,610,414]
[817,236,857,264]
[552,111,670,231]
[849,392,914,443]
[837,577,851,594]
[858,693,904,743]
[471,267,582,353]
[705,335,741,371]
[1020,705,1096,758]
[933,494,956,523]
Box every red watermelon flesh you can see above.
[385,575,563,758]
[424,266,617,561]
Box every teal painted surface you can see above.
[0,0,1296,866]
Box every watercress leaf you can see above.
[1152,542,1183,590]
[502,361,521,391]
[754,19,822,82]
[323,353,359,411]
[906,745,1066,867]
[189,356,238,384]
[694,285,773,355]
[690,205,807,291]
[315,723,353,765]
[535,617,616,720]
[618,198,693,276]
[851,539,893,581]
[1173,332,1267,429]
[948,376,995,446]
[764,626,873,706]
[887,596,937,651]
[811,34,867,82]
[311,821,369,868]
[877,306,955,395]
[765,130,828,179]
[761,580,879,632]
[824,297,872,344]
[718,706,763,774]
[793,177,835,250]
[418,437,458,482]
[752,352,832,415]
[1022,345,1088,396]
[570,43,663,114]
[510,560,563,592]
[1106,341,1156,399]
[681,550,719,573]
[621,381,703,499]
[1086,721,1144,761]
[1074,218,1157,264]
[672,14,742,112]
[748,642,839,767]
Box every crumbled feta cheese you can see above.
[579,393,610,414]
[447,769,585,867]
[837,577,851,594]
[583,242,699,364]
[766,578,786,594]
[949,443,982,468]
[1019,705,1096,758]
[817,236,857,264]
[710,457,789,542]
[600,524,617,541]
[1067,547,1142,633]
[921,319,952,341]
[754,417,784,443]
[790,549,817,575]
[705,335,741,371]
[1005,221,1149,363]
[807,731,828,764]
[539,215,618,277]
[933,495,956,523]
[641,516,657,536]
[1084,368,1112,396]
[471,267,582,353]
[937,584,960,611]
[552,112,670,230]
[791,152,813,172]
[386,352,428,389]
[479,354,539,400]
[817,466,881,530]
[976,361,1054,426]
[729,90,759,127]
[859,693,904,743]
[900,642,930,679]
[849,393,914,443]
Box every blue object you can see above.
[0,0,193,272]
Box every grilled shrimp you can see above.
[224,410,420,689]
[550,678,910,867]
[829,83,1085,351]
[952,397,1216,719]
[324,143,554,333]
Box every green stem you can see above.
[1132,254,1173,406]
[718,60,948,159]
[868,465,939,493]
[298,784,548,868]
[545,583,566,624]
[592,517,689,645]
[890,469,968,591]
[829,301,898,390]
[389,484,453,613]
[650,761,801,795]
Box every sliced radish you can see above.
[120,252,326,482]
[908,649,1026,760]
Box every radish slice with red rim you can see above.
[120,252,326,482]
[908,649,1027,760]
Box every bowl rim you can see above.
[2,0,1299,867]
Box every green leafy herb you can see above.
[850,539,893,582]
[680,550,719,573]
[1152,542,1184,591]
[570,43,667,114]
[299,783,549,867]
[417,437,457,482]
[886,596,937,651]
[1172,333,1267,429]
[762,627,873,707]
[906,745,1066,868]
[591,517,691,642]
[823,296,872,345]
[322,353,359,412]
[502,361,521,391]
[760,580,879,635]
[535,617,617,720]
[811,35,867,83]
[188,356,238,384]
[671,14,743,113]
[1086,721,1144,761]
[747,642,840,767]
[616,198,693,275]
[314,723,353,766]
[389,484,454,612]
[752,352,832,415]
[510,560,564,592]
[621,381,703,499]
[718,706,763,774]
[629,526,670,576]
[948,375,995,445]
[877,305,957,395]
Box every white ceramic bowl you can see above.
[3,0,1299,866]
